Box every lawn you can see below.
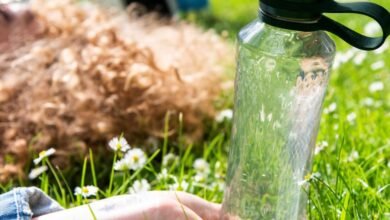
[1,0,389,219]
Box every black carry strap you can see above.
[260,0,390,50]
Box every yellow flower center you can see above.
[82,187,89,193]
[39,151,47,158]
[116,143,121,150]
[304,173,312,181]
[133,155,139,163]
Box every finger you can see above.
[87,195,203,220]
[34,192,220,220]
[146,201,203,220]
[173,203,203,220]
[151,191,221,220]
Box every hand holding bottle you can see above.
[34,191,221,220]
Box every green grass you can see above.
[1,0,389,219]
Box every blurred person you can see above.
[123,0,208,15]
[0,1,40,51]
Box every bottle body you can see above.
[221,19,335,220]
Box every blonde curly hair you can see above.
[0,0,232,182]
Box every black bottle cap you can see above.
[260,0,328,21]
[259,0,390,50]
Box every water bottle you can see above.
[221,0,389,219]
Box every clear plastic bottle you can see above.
[221,19,335,219]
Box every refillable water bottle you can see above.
[221,0,389,219]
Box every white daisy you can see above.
[108,136,131,152]
[193,158,210,175]
[314,141,328,155]
[347,151,359,162]
[169,180,189,191]
[344,49,356,61]
[113,158,131,171]
[210,180,226,192]
[215,109,233,122]
[352,51,367,65]
[332,52,343,69]
[146,137,159,150]
[194,173,207,183]
[215,172,224,179]
[74,186,99,198]
[361,97,374,107]
[128,179,151,194]
[157,168,169,180]
[369,81,384,93]
[124,148,147,171]
[328,102,337,112]
[346,112,357,123]
[33,148,56,165]
[370,61,385,71]
[162,153,179,167]
[333,49,356,69]
[297,173,320,186]
[28,166,48,180]
[323,102,337,114]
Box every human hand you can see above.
[34,191,221,220]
